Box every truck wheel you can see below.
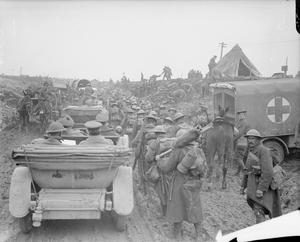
[19,212,32,233]
[112,212,127,232]
[263,140,285,163]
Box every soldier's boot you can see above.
[234,165,242,176]
[172,222,182,240]
[161,204,167,217]
[254,208,266,224]
[222,167,227,189]
[194,222,202,241]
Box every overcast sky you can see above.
[0,0,299,81]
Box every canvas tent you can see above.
[213,44,261,80]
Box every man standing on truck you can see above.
[234,110,251,176]
[208,55,217,77]
[240,129,282,224]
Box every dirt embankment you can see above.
[0,128,299,242]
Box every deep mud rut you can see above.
[0,128,299,242]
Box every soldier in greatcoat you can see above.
[145,126,169,217]
[131,114,158,194]
[240,129,282,223]
[158,129,204,240]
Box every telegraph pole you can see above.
[219,42,227,59]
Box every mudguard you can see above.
[112,166,134,216]
[9,166,32,218]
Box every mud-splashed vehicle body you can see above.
[9,142,133,233]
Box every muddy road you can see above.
[0,128,299,242]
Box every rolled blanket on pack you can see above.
[174,129,200,148]
[159,137,176,153]
[145,132,156,141]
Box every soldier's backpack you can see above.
[270,164,287,190]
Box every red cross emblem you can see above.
[266,96,291,123]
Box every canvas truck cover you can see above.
[230,78,300,137]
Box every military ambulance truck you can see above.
[210,77,300,162]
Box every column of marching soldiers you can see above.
[23,85,282,241]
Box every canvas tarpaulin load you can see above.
[212,44,261,80]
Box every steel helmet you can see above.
[115,125,123,132]
[245,129,262,138]
[150,125,166,134]
[137,109,146,115]
[164,117,174,123]
[58,114,74,127]
[96,111,109,122]
[145,114,158,122]
[237,109,247,114]
[173,112,185,121]
[213,116,224,123]
[46,121,65,133]
[149,110,158,116]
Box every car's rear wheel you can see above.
[19,212,32,233]
[111,212,127,232]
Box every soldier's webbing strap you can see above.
[168,171,176,201]
[24,148,38,196]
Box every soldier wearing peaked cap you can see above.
[79,121,113,145]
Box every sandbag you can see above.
[270,164,287,190]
